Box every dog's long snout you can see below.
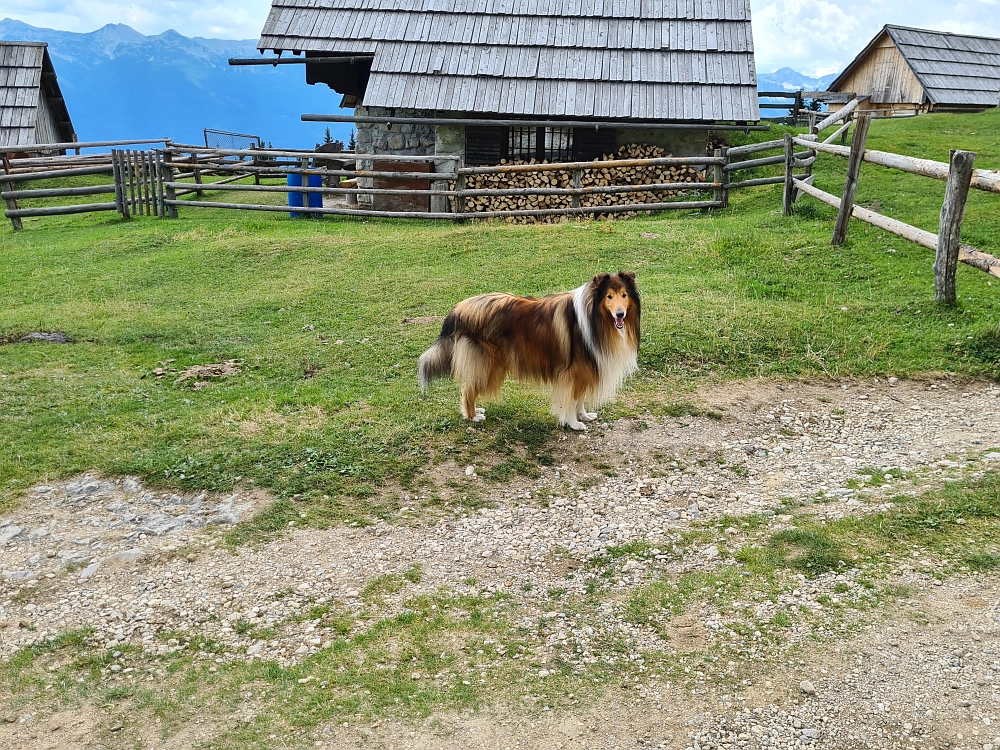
[615,309,626,319]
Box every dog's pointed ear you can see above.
[619,271,636,282]
[592,273,610,286]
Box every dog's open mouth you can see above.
[614,317,625,330]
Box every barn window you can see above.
[544,127,574,161]
[466,124,612,166]
[508,126,538,161]
[509,126,574,162]
[465,126,506,166]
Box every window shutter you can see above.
[465,126,506,166]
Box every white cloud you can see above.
[2,0,273,39]
[751,0,1000,75]
[753,0,860,76]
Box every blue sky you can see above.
[5,0,1000,77]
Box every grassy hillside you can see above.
[1,109,998,520]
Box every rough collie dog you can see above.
[418,272,640,430]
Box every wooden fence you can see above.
[157,146,726,221]
[717,98,863,202]
[785,111,1000,302]
[1,139,171,229]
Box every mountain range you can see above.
[0,18,354,148]
[1,18,841,146]
[757,67,839,93]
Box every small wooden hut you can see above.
[0,41,75,154]
[827,25,1000,117]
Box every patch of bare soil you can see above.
[1,708,101,750]
[0,332,71,345]
[172,359,242,385]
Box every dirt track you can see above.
[2,376,1000,749]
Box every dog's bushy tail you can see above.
[418,322,455,392]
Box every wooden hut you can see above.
[257,0,760,197]
[827,25,1000,117]
[0,41,75,154]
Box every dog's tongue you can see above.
[614,318,625,330]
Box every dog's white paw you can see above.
[577,412,598,422]
[471,412,486,422]
[475,407,485,416]
[566,420,588,431]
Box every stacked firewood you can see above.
[460,143,704,222]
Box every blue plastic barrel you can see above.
[287,174,304,218]
[306,174,323,215]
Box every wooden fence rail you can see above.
[163,198,722,221]
[791,177,1000,279]
[787,118,1000,301]
[163,180,722,199]
[791,137,1000,194]
[0,138,171,154]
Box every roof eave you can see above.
[40,47,75,142]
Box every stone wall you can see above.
[354,106,436,155]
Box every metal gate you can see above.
[111,149,165,218]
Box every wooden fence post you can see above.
[2,154,22,230]
[713,148,729,209]
[571,168,582,209]
[782,134,795,216]
[162,149,178,219]
[192,152,204,197]
[153,151,165,217]
[111,150,126,219]
[934,149,977,304]
[831,112,872,245]
[453,157,466,216]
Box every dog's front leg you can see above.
[576,399,598,423]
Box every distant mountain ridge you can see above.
[0,18,353,148]
[757,67,839,93]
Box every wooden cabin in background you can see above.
[256,0,760,171]
[0,41,75,155]
[826,25,1000,117]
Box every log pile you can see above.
[461,143,704,222]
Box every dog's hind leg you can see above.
[453,337,496,422]
[461,385,485,422]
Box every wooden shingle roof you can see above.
[0,41,74,147]
[258,0,759,122]
[830,25,1000,109]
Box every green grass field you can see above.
[2,110,999,522]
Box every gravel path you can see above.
[2,377,1000,748]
